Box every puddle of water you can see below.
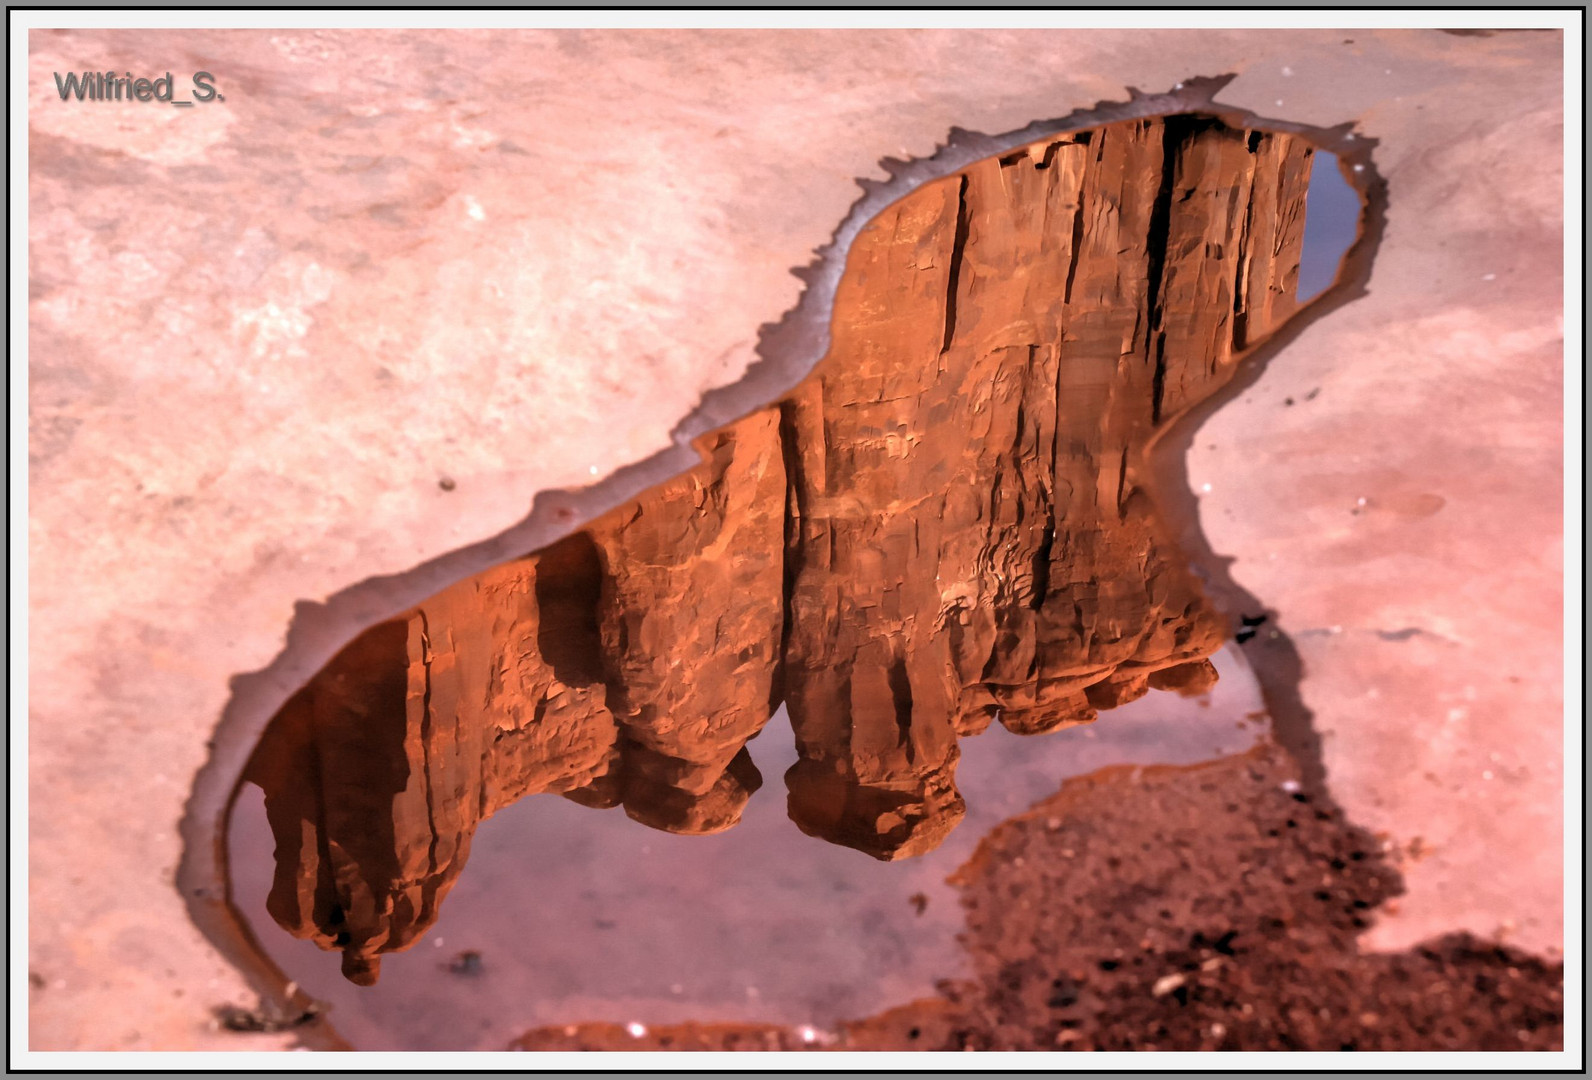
[1299,150,1359,301]
[229,647,1265,1050]
[222,112,1363,1049]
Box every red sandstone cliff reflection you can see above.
[241,114,1313,984]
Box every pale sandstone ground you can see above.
[24,28,1565,1050]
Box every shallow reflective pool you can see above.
[226,111,1362,1050]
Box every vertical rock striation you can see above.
[241,114,1318,982]
[781,117,1309,855]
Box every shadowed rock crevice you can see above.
[238,112,1325,986]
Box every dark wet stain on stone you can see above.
[1234,613,1269,645]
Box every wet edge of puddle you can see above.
[176,73,1384,1048]
[227,651,1272,1049]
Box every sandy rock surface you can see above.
[25,27,1563,1050]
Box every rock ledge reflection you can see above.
[241,114,1317,984]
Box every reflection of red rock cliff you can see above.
[242,114,1315,983]
[243,414,785,986]
[781,116,1308,854]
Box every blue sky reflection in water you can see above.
[1298,150,1360,302]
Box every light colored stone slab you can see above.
[24,27,1565,1050]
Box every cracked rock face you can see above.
[239,113,1317,985]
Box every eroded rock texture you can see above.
[242,114,1317,983]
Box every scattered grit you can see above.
[513,744,1563,1052]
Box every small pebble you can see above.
[1151,973,1186,997]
